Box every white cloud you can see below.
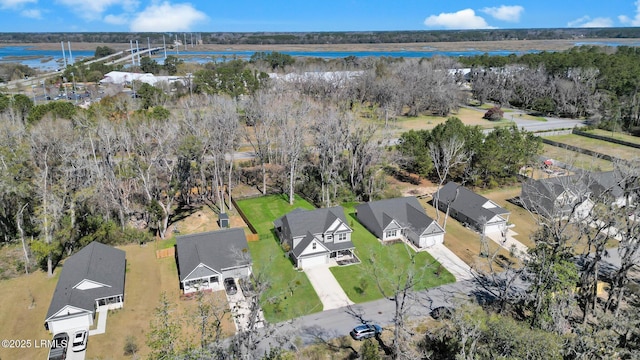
[568,15,613,28]
[0,0,36,9]
[130,1,207,32]
[619,0,640,26]
[104,13,129,25]
[55,0,139,20]
[21,8,41,18]
[424,9,494,29]
[480,5,524,22]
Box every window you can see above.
[386,230,397,238]
[337,233,347,241]
[312,242,316,250]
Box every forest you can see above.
[0,45,639,359]
[2,27,640,45]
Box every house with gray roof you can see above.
[356,197,445,248]
[274,207,355,268]
[521,171,629,219]
[176,228,252,295]
[433,182,510,235]
[45,241,125,334]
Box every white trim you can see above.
[183,263,221,282]
[73,279,111,290]
[47,305,93,322]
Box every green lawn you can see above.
[331,203,456,303]
[235,194,321,322]
[544,134,640,161]
[541,144,614,171]
[586,129,640,145]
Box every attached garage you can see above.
[298,254,328,268]
[47,310,93,334]
[419,233,445,248]
[484,221,506,235]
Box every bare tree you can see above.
[429,135,469,224]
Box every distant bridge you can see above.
[1,46,166,91]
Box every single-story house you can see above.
[356,196,445,248]
[274,207,355,268]
[433,182,510,235]
[176,228,252,295]
[45,241,126,334]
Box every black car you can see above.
[430,306,454,320]
[224,277,237,295]
[48,332,69,360]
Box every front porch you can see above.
[330,249,360,266]
[182,275,220,294]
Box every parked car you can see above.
[224,277,237,295]
[71,329,88,352]
[48,332,69,360]
[430,306,454,320]
[349,324,382,340]
[238,278,255,297]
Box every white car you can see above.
[71,330,88,352]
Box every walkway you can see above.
[486,229,529,260]
[88,308,107,336]
[304,264,354,311]
[424,244,474,281]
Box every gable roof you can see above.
[433,182,510,224]
[46,242,126,320]
[291,232,330,258]
[176,228,251,282]
[356,197,440,238]
[274,206,351,238]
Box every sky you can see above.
[1,0,640,33]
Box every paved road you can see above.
[250,278,508,355]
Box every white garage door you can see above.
[484,223,505,235]
[48,313,92,334]
[298,254,327,269]
[419,234,444,248]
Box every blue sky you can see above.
[1,1,640,32]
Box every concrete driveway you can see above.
[426,244,473,281]
[487,229,529,259]
[304,264,354,311]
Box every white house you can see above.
[176,228,252,295]
[274,207,355,268]
[45,242,125,334]
[356,196,445,248]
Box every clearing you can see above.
[543,134,640,161]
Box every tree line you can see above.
[462,45,640,132]
[2,27,640,45]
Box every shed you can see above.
[219,213,229,228]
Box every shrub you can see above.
[483,106,504,121]
[123,335,138,356]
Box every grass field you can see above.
[331,204,456,303]
[544,134,640,161]
[0,243,236,360]
[541,144,614,171]
[586,129,640,145]
[234,194,323,322]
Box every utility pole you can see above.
[130,40,135,67]
[61,41,67,68]
[136,40,141,66]
[67,41,73,64]
[183,33,187,51]
[163,35,167,59]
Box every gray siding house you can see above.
[274,207,355,268]
[356,196,445,248]
[433,182,510,235]
[45,241,126,334]
[176,228,252,295]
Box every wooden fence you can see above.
[572,128,640,149]
[156,247,175,259]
